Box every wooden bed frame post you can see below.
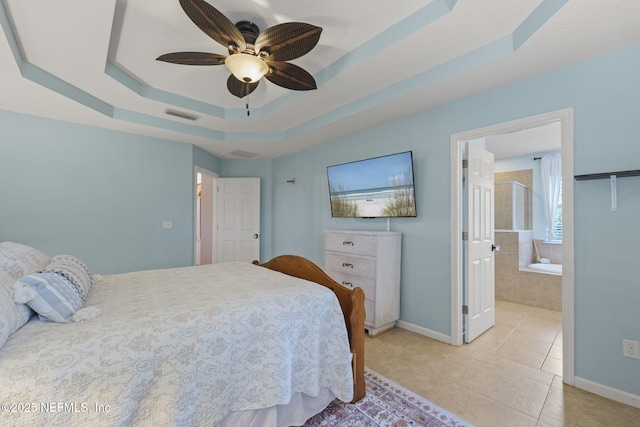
[347,287,366,402]
[254,255,366,403]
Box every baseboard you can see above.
[395,320,452,344]
[574,376,640,409]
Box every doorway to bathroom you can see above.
[195,167,218,266]
[493,158,563,311]
[450,108,575,385]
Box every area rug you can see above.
[304,368,474,426]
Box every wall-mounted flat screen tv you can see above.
[327,151,417,218]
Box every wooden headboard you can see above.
[254,255,366,403]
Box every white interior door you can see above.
[464,142,496,343]
[214,178,260,263]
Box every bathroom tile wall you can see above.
[519,231,534,268]
[534,239,563,264]
[495,183,513,230]
[496,231,562,311]
[495,170,533,231]
[495,170,533,189]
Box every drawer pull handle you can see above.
[343,241,354,246]
[342,281,353,287]
[342,262,353,268]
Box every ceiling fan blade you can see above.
[179,0,246,52]
[156,52,227,65]
[255,23,322,62]
[265,61,317,91]
[227,74,259,98]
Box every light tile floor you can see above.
[365,300,640,427]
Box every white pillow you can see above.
[0,270,32,334]
[0,285,19,349]
[0,241,50,279]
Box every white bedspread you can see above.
[0,262,353,426]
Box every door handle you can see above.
[492,244,500,252]
[253,234,259,239]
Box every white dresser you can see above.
[324,229,402,336]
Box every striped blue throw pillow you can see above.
[13,272,83,323]
[43,258,91,301]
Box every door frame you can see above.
[449,108,575,385]
[194,166,219,265]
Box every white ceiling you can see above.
[486,121,561,160]
[1,0,639,159]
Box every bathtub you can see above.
[526,263,562,275]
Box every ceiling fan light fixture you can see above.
[158,1,322,98]
[225,53,268,83]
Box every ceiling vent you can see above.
[164,109,199,121]
[229,149,259,158]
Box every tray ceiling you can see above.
[1,0,639,158]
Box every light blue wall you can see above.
[193,145,222,174]
[0,110,221,274]
[269,45,640,396]
[1,44,638,397]
[271,126,450,334]
[495,150,559,240]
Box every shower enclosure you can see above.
[495,181,531,230]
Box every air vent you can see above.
[229,150,259,158]
[164,109,199,121]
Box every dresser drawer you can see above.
[325,270,375,301]
[325,232,377,256]
[325,252,376,280]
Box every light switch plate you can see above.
[623,339,640,359]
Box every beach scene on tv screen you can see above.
[328,152,416,217]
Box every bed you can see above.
[0,241,365,426]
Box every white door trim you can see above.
[194,166,219,266]
[449,108,575,385]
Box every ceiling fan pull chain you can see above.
[243,80,250,116]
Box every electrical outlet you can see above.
[623,339,640,360]
[161,220,172,230]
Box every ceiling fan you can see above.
[157,0,323,99]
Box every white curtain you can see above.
[541,154,562,240]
